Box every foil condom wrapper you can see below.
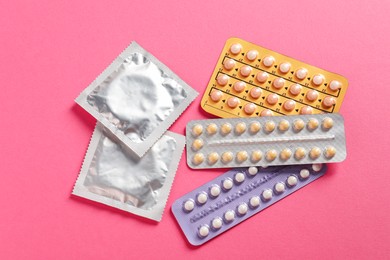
[75,41,198,157]
[72,124,185,222]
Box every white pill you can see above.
[287,175,298,187]
[234,172,245,183]
[279,62,291,73]
[222,178,233,190]
[312,74,325,85]
[211,217,223,230]
[312,163,323,172]
[198,225,210,238]
[196,192,208,205]
[237,203,248,215]
[249,196,261,208]
[248,166,258,176]
[209,185,221,197]
[246,50,258,61]
[296,68,308,80]
[263,56,275,67]
[183,199,195,212]
[299,169,310,179]
[329,80,342,91]
[230,43,242,54]
[274,182,286,194]
[224,210,235,222]
[262,189,273,201]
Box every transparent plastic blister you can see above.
[76,41,198,157]
[172,164,327,246]
[72,124,185,222]
[187,113,346,169]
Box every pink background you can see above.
[1,0,389,259]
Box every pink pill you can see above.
[223,59,236,70]
[210,90,223,102]
[240,66,252,77]
[266,93,279,105]
[312,74,325,86]
[227,97,240,108]
[289,84,302,96]
[300,106,313,115]
[246,50,258,61]
[233,81,246,93]
[329,80,342,91]
[283,100,296,111]
[249,87,262,99]
[217,74,229,86]
[244,103,256,115]
[256,71,269,83]
[322,96,336,108]
[306,90,319,101]
[261,109,273,116]
[230,43,242,55]
[295,68,308,80]
[273,78,285,89]
[263,56,275,67]
[279,62,291,73]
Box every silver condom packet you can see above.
[73,124,185,222]
[75,41,198,157]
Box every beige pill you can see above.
[261,109,273,117]
[207,152,219,165]
[322,117,334,130]
[293,119,305,131]
[309,147,321,160]
[265,149,277,162]
[279,62,291,73]
[263,56,275,67]
[222,178,234,190]
[217,74,229,86]
[251,150,262,162]
[192,139,204,151]
[278,119,290,132]
[240,65,252,77]
[295,147,306,160]
[233,81,246,93]
[220,123,232,135]
[230,43,242,54]
[237,203,248,215]
[244,103,256,115]
[262,189,273,201]
[198,225,210,238]
[274,182,286,194]
[296,68,308,80]
[235,122,247,135]
[223,58,236,70]
[221,151,234,163]
[210,89,223,102]
[206,123,218,135]
[264,121,276,132]
[227,97,240,108]
[249,121,261,134]
[280,148,292,161]
[307,118,319,131]
[312,74,325,86]
[324,146,336,159]
[246,50,258,61]
[192,124,203,137]
[192,153,205,165]
[236,151,248,163]
[287,175,298,187]
[256,71,269,83]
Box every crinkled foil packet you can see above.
[72,124,185,222]
[75,41,198,157]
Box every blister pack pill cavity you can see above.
[172,164,327,246]
[75,41,198,157]
[187,113,346,169]
[72,124,185,222]
[201,37,348,118]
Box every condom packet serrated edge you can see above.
[75,41,198,157]
[72,123,186,222]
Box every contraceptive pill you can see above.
[172,164,327,246]
[201,38,348,118]
[186,113,346,169]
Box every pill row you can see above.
[172,164,327,246]
[191,117,334,138]
[186,114,346,169]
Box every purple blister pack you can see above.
[172,164,327,246]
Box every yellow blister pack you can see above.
[201,38,348,118]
